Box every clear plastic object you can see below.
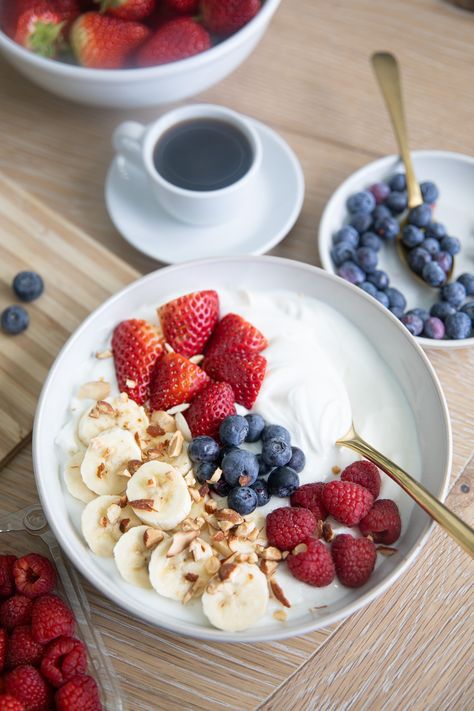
[0,505,123,711]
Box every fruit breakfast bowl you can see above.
[33,256,451,642]
[0,0,281,108]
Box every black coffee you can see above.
[153,118,253,192]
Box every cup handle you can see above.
[113,121,146,170]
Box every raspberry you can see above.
[31,595,75,645]
[55,675,102,711]
[287,539,335,587]
[5,665,52,711]
[0,556,17,598]
[340,460,381,499]
[266,507,317,551]
[0,628,7,672]
[0,695,26,711]
[13,555,56,599]
[322,481,373,526]
[290,483,327,520]
[0,595,33,630]
[331,534,376,588]
[359,499,401,545]
[6,627,43,670]
[40,637,87,688]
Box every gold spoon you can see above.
[337,423,474,557]
[371,51,453,286]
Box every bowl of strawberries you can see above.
[0,0,281,107]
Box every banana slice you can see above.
[148,535,214,602]
[201,563,269,632]
[81,426,142,496]
[64,451,96,504]
[78,394,149,446]
[126,461,191,529]
[143,432,192,477]
[81,495,141,557]
[114,525,165,589]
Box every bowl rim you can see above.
[33,255,452,642]
[0,0,281,80]
[318,149,474,351]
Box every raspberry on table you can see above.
[0,556,17,598]
[0,695,26,711]
[331,534,377,588]
[287,539,335,587]
[6,626,44,669]
[266,507,317,551]
[322,481,373,526]
[55,675,102,711]
[340,460,381,499]
[31,595,75,645]
[5,665,53,711]
[40,636,87,688]
[290,482,327,520]
[359,499,402,545]
[13,554,56,599]
[0,595,33,630]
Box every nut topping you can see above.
[291,543,308,556]
[322,522,334,542]
[218,563,238,581]
[89,400,115,418]
[143,528,164,549]
[258,546,282,561]
[150,410,176,433]
[185,572,199,583]
[119,518,130,533]
[167,430,184,458]
[376,545,398,556]
[127,460,142,476]
[95,349,113,359]
[215,509,244,526]
[259,559,278,577]
[147,425,166,438]
[269,578,291,608]
[96,463,106,479]
[106,504,121,525]
[129,499,157,512]
[99,516,108,528]
[78,381,111,400]
[166,530,199,557]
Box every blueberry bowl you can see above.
[318,150,474,349]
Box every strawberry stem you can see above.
[28,20,65,58]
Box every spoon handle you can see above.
[371,52,422,208]
[337,426,474,557]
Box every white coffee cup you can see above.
[113,104,262,227]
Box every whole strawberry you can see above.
[205,313,267,358]
[287,539,335,587]
[13,554,56,598]
[322,481,373,526]
[96,0,155,21]
[6,626,43,670]
[158,290,219,358]
[149,352,210,411]
[136,16,211,66]
[71,12,150,68]
[31,594,75,645]
[341,460,381,499]
[0,694,26,711]
[5,665,53,711]
[266,506,317,551]
[202,0,261,36]
[112,319,164,405]
[203,350,266,409]
[184,381,236,438]
[55,675,102,711]
[164,0,200,14]
[290,483,327,521]
[14,5,65,59]
[0,555,17,598]
[331,534,376,588]
[40,636,87,687]
[359,499,401,545]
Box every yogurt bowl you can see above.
[33,256,451,642]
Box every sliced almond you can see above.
[166,530,199,557]
[146,444,168,460]
[90,400,115,418]
[189,354,204,364]
[166,403,190,415]
[205,500,217,514]
[270,578,291,608]
[211,539,233,558]
[228,535,257,554]
[259,546,282,561]
[217,520,234,533]
[129,499,157,512]
[235,521,256,539]
[291,543,308,556]
[184,471,196,486]
[322,522,334,542]
[216,509,243,526]
[118,495,128,508]
[212,530,225,542]
[207,467,222,484]
[273,609,287,622]
[150,410,176,433]
[205,556,221,575]
[376,545,398,556]
[260,559,278,577]
[218,563,238,581]
[185,572,199,583]
[188,487,201,503]
[147,424,165,438]
[167,430,184,458]
[175,412,192,442]
[127,460,142,476]
[143,528,164,549]
[164,342,174,353]
[181,518,200,532]
[78,381,111,400]
[119,518,131,533]
[189,537,212,561]
[247,527,259,542]
[106,504,121,525]
[95,349,113,359]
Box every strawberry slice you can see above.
[203,350,266,409]
[205,313,268,358]
[150,352,210,411]
[112,319,164,405]
[158,290,219,358]
[184,381,236,438]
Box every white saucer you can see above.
[105,117,304,263]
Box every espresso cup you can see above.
[113,104,262,227]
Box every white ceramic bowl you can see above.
[0,0,281,107]
[33,256,451,642]
[318,150,474,350]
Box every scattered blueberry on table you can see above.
[2,271,45,336]
[1,305,30,335]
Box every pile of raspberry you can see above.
[266,460,402,588]
[0,552,102,711]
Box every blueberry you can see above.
[461,302,474,322]
[360,231,382,252]
[331,242,356,266]
[374,215,399,240]
[400,313,424,336]
[222,449,259,487]
[406,308,430,322]
[244,413,265,442]
[338,260,366,285]
[430,301,456,321]
[445,312,472,339]
[257,454,273,478]
[457,273,474,296]
[188,436,220,463]
[219,415,249,446]
[420,181,439,204]
[347,190,376,215]
[360,281,378,297]
[1,306,29,335]
[227,487,258,516]
[212,477,231,497]
[385,191,407,214]
[407,204,432,228]
[350,212,373,235]
[407,247,432,275]
[375,290,390,308]
[218,445,238,465]
[194,461,218,484]
[267,467,300,498]
[250,479,271,507]
[402,225,424,248]
[433,251,453,274]
[421,238,440,256]
[386,287,407,311]
[372,205,392,222]
[262,424,291,444]
[389,173,406,192]
[287,446,306,474]
[262,437,292,467]
[368,182,390,204]
[333,225,359,247]
[440,236,461,256]
[355,247,378,273]
[422,261,446,287]
[12,271,44,302]
[367,270,389,290]
[423,317,445,339]
[425,222,446,240]
[440,282,466,308]
[390,306,404,319]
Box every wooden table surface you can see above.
[1,0,474,708]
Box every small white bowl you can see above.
[0,0,281,108]
[33,256,451,642]
[318,150,474,350]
